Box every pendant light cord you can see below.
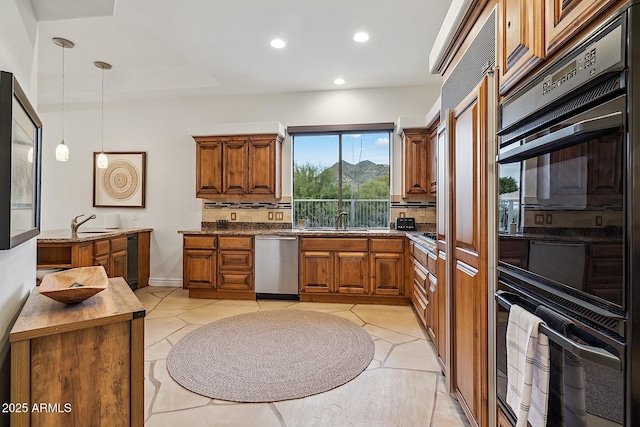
[61,43,65,142]
[101,66,104,152]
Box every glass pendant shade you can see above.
[27,147,33,163]
[56,140,69,161]
[97,152,108,169]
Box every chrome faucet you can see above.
[71,213,96,235]
[334,210,348,230]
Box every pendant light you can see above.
[52,37,74,162]
[94,61,111,169]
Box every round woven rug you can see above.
[166,309,374,402]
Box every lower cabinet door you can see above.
[335,252,369,294]
[183,249,216,289]
[371,253,404,296]
[300,251,334,293]
[95,254,110,277]
[111,249,128,281]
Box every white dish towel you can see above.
[506,304,550,427]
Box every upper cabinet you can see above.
[194,133,283,199]
[400,124,437,199]
[545,0,621,56]
[498,0,625,95]
[499,0,545,94]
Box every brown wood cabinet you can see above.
[218,236,254,291]
[410,241,439,343]
[300,251,334,293]
[194,133,283,199]
[436,249,447,370]
[545,0,621,56]
[299,237,408,304]
[499,0,545,94]
[498,0,625,94]
[429,126,438,196]
[436,122,448,374]
[183,236,217,289]
[182,235,255,299]
[336,252,369,294]
[37,230,151,287]
[10,278,145,427]
[400,127,435,198]
[450,77,489,427]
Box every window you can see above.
[291,124,391,229]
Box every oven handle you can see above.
[495,291,622,371]
[497,112,622,164]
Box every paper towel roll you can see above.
[104,214,120,229]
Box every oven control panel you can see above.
[501,16,625,132]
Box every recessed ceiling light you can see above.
[353,32,369,43]
[333,78,346,85]
[270,38,286,49]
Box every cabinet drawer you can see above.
[413,262,429,294]
[184,236,217,249]
[218,236,253,250]
[219,250,253,270]
[427,251,437,274]
[412,284,428,326]
[413,244,429,267]
[218,272,253,291]
[94,239,110,257]
[300,238,368,252]
[111,236,127,253]
[370,238,404,253]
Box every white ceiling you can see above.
[35,0,450,105]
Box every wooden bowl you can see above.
[39,266,108,304]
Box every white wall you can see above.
[39,81,440,285]
[0,0,39,418]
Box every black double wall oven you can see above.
[495,5,640,426]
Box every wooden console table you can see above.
[10,277,145,427]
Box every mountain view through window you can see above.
[293,131,390,229]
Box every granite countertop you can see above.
[178,228,407,237]
[38,228,153,243]
[179,228,438,250]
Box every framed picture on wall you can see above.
[0,71,42,250]
[93,151,146,208]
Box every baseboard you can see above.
[147,278,182,287]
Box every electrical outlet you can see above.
[596,216,603,226]
[268,212,274,220]
[230,212,237,221]
[275,212,283,221]
[546,214,553,224]
[535,214,544,225]
[399,212,406,218]
[133,211,138,220]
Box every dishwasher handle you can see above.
[255,236,298,241]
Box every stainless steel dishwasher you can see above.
[254,235,299,300]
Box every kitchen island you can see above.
[37,228,152,288]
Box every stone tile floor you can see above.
[137,286,469,426]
